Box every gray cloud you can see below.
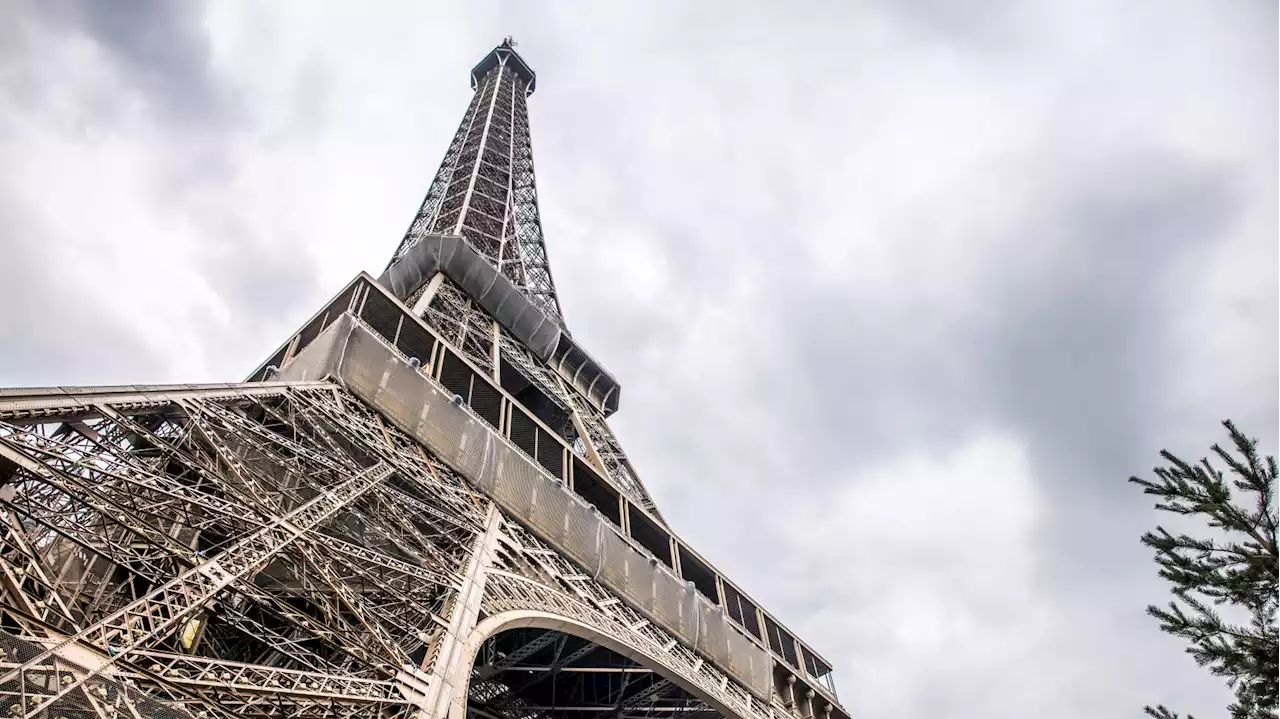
[986,154,1242,488]
[28,0,233,128]
[181,195,325,329]
[0,194,166,386]
[0,0,328,384]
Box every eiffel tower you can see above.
[0,40,848,719]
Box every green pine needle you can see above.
[1131,420,1278,719]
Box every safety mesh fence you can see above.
[0,630,196,719]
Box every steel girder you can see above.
[0,381,789,719]
[0,383,483,718]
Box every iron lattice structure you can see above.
[0,40,848,719]
[389,40,564,326]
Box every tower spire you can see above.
[388,39,563,324]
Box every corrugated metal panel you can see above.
[469,377,503,429]
[697,601,731,674]
[339,328,387,402]
[724,612,765,686]
[376,348,426,432]
[394,314,437,372]
[438,349,474,402]
[763,615,798,668]
[628,505,673,568]
[802,648,822,681]
[535,427,563,480]
[562,494,602,572]
[492,441,537,519]
[509,407,538,460]
[653,564,699,641]
[452,417,492,485]
[360,285,403,344]
[598,528,636,599]
[571,460,621,525]
[525,475,574,549]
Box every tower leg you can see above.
[403,503,502,719]
[411,271,447,316]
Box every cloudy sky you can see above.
[0,1,1275,717]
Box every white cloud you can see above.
[768,434,1054,716]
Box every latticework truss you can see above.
[421,277,498,376]
[0,384,485,718]
[0,37,850,719]
[0,382,808,719]
[390,40,564,325]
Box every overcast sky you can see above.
[0,1,1276,717]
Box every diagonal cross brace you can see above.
[489,640,598,705]
[0,462,394,718]
[473,632,558,681]
[120,649,408,708]
[2,406,453,670]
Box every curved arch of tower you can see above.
[0,40,847,719]
[456,614,740,719]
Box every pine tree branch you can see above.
[1132,420,1279,719]
[1146,704,1196,719]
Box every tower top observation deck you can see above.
[471,37,536,94]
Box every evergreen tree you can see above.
[1131,420,1278,719]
